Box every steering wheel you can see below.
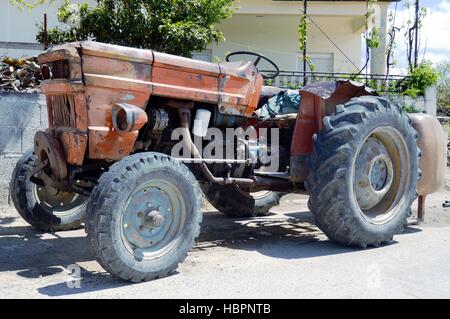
[225,51,280,79]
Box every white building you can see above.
[0,0,395,75]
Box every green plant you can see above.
[401,103,419,113]
[297,6,315,74]
[402,61,438,97]
[36,0,234,57]
[10,0,51,10]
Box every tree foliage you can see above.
[10,0,52,10]
[402,61,438,97]
[36,0,234,57]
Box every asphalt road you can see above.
[0,172,449,298]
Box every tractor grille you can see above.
[47,94,77,128]
[49,60,70,79]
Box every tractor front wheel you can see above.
[86,153,202,282]
[10,149,87,232]
[305,96,419,248]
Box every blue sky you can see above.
[388,0,450,73]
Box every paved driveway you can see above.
[0,171,449,298]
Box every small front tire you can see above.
[9,149,87,232]
[86,152,202,282]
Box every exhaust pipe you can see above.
[177,108,254,186]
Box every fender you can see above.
[409,113,447,219]
[289,80,375,182]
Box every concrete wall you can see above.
[386,86,438,116]
[0,92,47,205]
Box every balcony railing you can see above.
[264,71,410,94]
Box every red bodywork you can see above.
[38,41,263,165]
[36,42,376,187]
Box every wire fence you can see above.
[264,71,411,94]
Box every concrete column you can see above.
[424,86,437,116]
[370,3,388,75]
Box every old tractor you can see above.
[10,42,447,282]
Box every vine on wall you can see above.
[297,4,316,74]
[364,0,381,50]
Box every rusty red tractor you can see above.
[10,42,447,282]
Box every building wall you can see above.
[0,0,96,58]
[0,0,389,74]
[210,14,363,73]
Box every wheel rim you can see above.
[34,185,86,216]
[120,179,186,260]
[352,126,411,224]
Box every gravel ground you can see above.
[0,169,449,299]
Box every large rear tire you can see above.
[86,153,202,282]
[9,149,87,232]
[305,96,420,248]
[201,183,282,217]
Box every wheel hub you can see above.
[121,180,184,258]
[352,126,411,224]
[354,137,394,211]
[144,210,164,228]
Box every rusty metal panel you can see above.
[41,82,84,130]
[247,75,264,116]
[290,93,322,156]
[38,42,83,80]
[80,42,154,65]
[37,41,266,163]
[46,94,76,128]
[88,127,138,160]
[291,80,375,157]
[84,86,149,160]
[153,51,220,76]
[289,81,375,182]
[40,79,84,94]
[74,93,88,131]
[151,65,219,103]
[151,51,220,103]
[82,55,152,82]
[83,74,152,94]
[55,128,88,166]
[217,61,260,117]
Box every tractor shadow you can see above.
[0,206,419,297]
[197,210,370,259]
[0,222,132,296]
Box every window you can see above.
[296,52,334,73]
[191,50,212,62]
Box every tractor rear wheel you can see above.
[201,183,282,217]
[86,153,202,282]
[305,96,420,248]
[10,149,87,232]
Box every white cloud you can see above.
[390,0,450,70]
[422,1,450,53]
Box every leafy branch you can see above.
[297,5,316,76]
